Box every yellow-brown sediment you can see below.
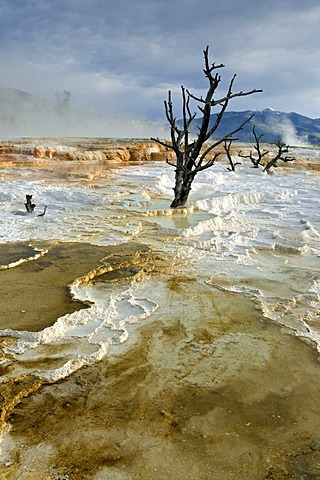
[0,375,44,433]
[2,285,320,479]
[0,242,157,332]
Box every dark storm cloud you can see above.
[0,0,319,120]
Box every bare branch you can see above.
[166,159,177,167]
[151,137,173,149]
[224,139,241,172]
[191,152,222,174]
[212,87,263,107]
[194,114,253,171]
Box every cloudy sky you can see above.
[0,0,320,122]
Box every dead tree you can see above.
[54,90,71,109]
[263,142,295,173]
[224,139,241,172]
[152,46,262,208]
[24,194,47,215]
[25,194,35,213]
[238,125,269,168]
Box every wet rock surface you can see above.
[1,277,320,479]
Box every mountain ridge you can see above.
[188,108,320,144]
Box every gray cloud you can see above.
[0,0,319,122]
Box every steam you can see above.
[0,88,166,139]
[277,118,309,147]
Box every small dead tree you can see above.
[24,194,47,216]
[25,194,35,213]
[54,90,71,110]
[152,46,262,208]
[263,142,295,173]
[224,139,241,172]
[238,125,269,168]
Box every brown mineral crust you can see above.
[2,285,320,479]
[0,140,171,166]
[0,241,152,332]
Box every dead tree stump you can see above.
[25,195,36,213]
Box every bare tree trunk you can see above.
[171,170,195,208]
